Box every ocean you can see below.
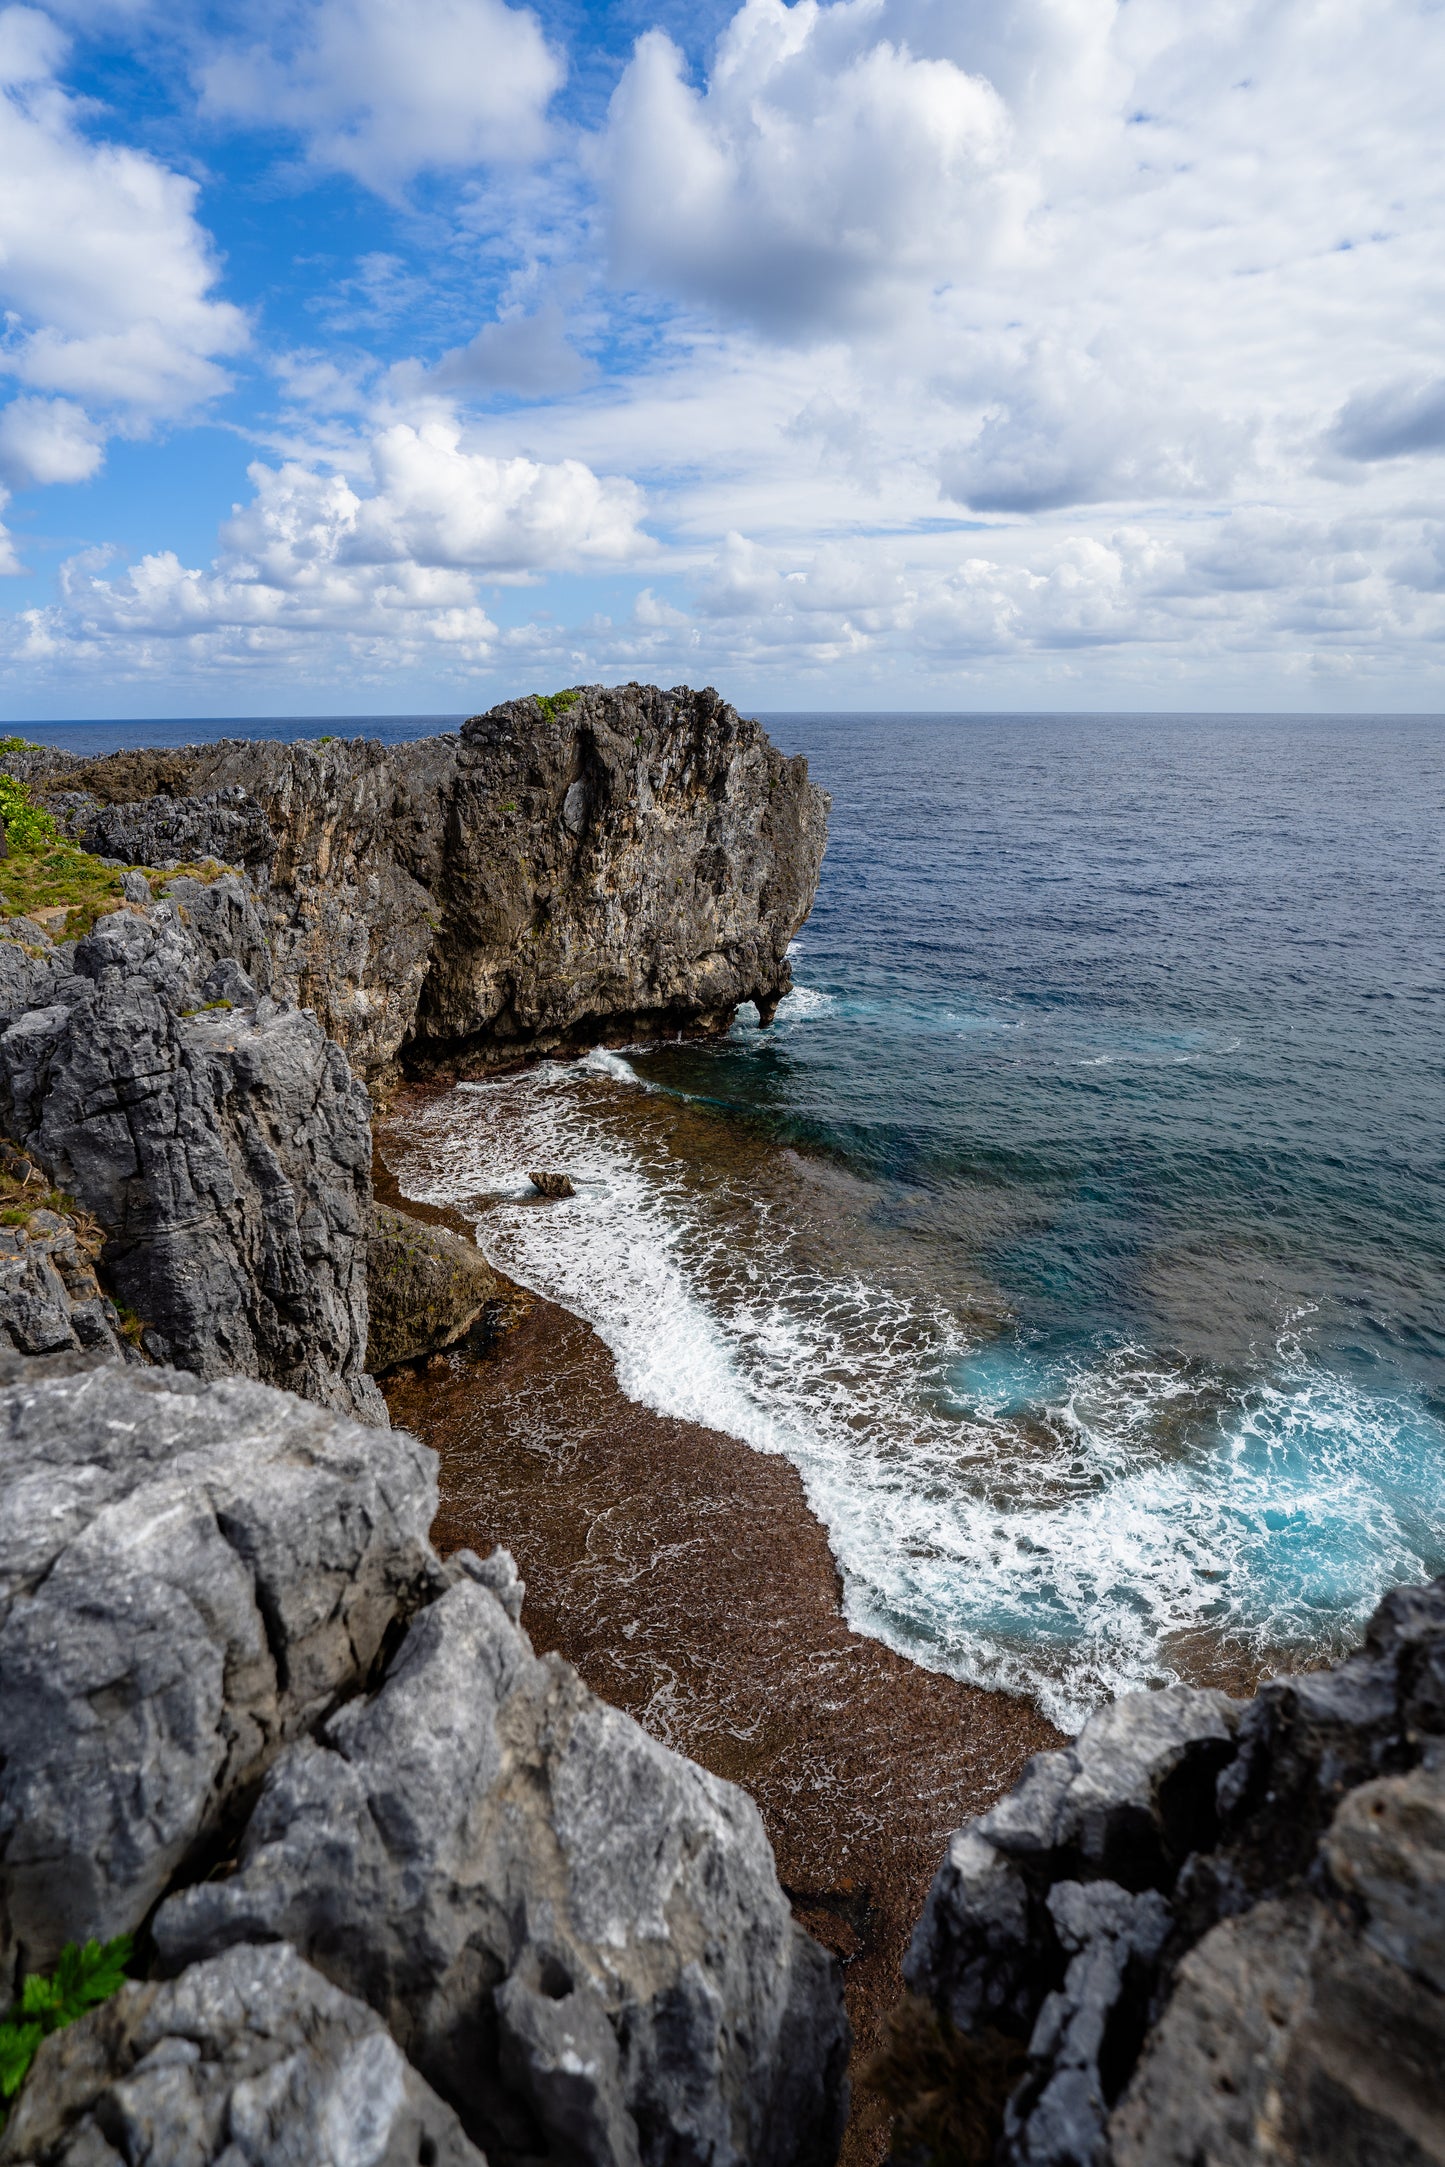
[26,709,1445,1727]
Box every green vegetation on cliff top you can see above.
[0,745,230,938]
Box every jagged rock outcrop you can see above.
[156,1562,851,2167]
[0,1355,849,2167]
[0,1357,440,1983]
[51,783,276,873]
[897,1580,1445,2166]
[0,886,382,1421]
[366,1203,502,1373]
[0,1204,133,1361]
[0,1942,485,2167]
[26,684,829,1086]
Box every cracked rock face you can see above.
[156,1566,851,2167]
[0,1942,484,2167]
[0,1360,440,1984]
[899,1580,1445,2167]
[0,888,382,1421]
[32,684,830,1086]
[0,1206,133,1362]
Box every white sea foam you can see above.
[392,1066,1445,1730]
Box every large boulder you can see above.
[366,1203,502,1373]
[156,1564,851,2167]
[0,1942,484,2167]
[0,889,382,1421]
[896,1581,1445,2167]
[0,1359,439,1985]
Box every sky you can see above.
[0,0,1443,718]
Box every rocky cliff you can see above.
[0,686,826,1415]
[0,1354,850,2166]
[0,883,383,1422]
[21,682,829,1087]
[892,1577,1445,2165]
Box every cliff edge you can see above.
[22,682,829,1086]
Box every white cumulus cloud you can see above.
[201,0,564,194]
[15,417,650,675]
[0,6,245,419]
[595,0,1014,335]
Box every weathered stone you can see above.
[1109,1878,1445,2166]
[49,785,276,873]
[0,897,381,1421]
[527,1172,575,1199]
[898,1580,1445,2167]
[366,1203,501,1373]
[0,1360,439,1983]
[0,1942,484,2167]
[37,685,830,1087]
[156,1572,850,2167]
[0,1206,132,1361]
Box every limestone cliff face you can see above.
[36,683,829,1085]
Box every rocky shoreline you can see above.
[0,688,1440,2165]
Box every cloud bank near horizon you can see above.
[0,0,1442,712]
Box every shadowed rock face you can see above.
[33,684,830,1086]
[897,1578,1445,2167]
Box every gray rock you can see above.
[0,1941,484,2166]
[1003,1883,1171,2167]
[0,1361,439,1982]
[1108,1876,1445,2166]
[898,1579,1445,2167]
[155,1574,850,2167]
[41,686,830,1087]
[366,1203,501,1373]
[0,897,381,1421]
[0,1207,133,1362]
[56,786,276,872]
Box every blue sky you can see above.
[0,0,1443,717]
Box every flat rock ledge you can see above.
[896,1577,1445,2166]
[0,1356,849,2167]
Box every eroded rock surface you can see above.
[0,1204,132,1361]
[29,684,829,1085]
[157,1564,850,2167]
[0,1942,484,2167]
[366,1203,501,1373]
[899,1580,1445,2166]
[0,1359,439,1981]
[0,888,381,1419]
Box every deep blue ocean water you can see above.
[22,708,1445,1722]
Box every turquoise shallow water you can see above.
[28,708,1445,1722]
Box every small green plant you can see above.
[317,734,336,744]
[0,1936,132,2120]
[532,688,580,724]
